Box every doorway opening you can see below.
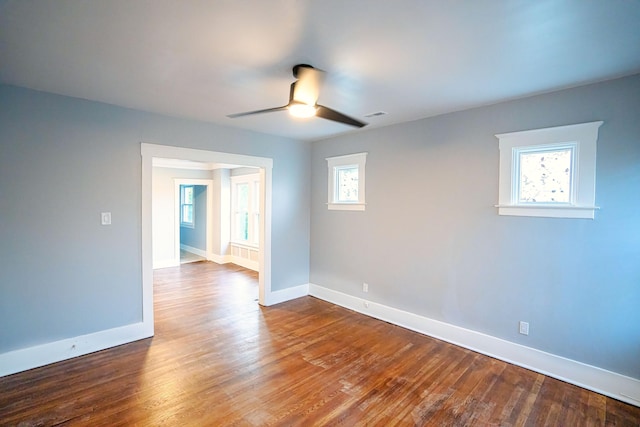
[175,180,211,264]
[141,143,273,337]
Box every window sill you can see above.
[495,204,600,219]
[328,203,366,211]
[230,241,259,250]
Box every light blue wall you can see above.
[0,84,311,353]
[180,185,207,251]
[310,74,640,379]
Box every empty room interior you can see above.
[1,1,639,425]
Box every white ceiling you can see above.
[1,0,639,142]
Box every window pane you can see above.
[243,212,248,240]
[336,166,358,202]
[519,148,572,203]
[234,183,249,241]
[235,212,248,241]
[182,205,193,224]
[237,183,249,211]
[183,186,194,204]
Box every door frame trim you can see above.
[175,179,213,264]
[141,143,273,336]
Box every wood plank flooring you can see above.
[1,261,639,426]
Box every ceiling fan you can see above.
[227,64,367,128]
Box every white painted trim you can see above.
[230,241,259,250]
[258,167,272,306]
[180,244,206,258]
[230,256,259,272]
[494,205,598,219]
[153,258,180,269]
[142,143,274,308]
[228,242,259,271]
[308,283,640,407]
[0,322,151,377]
[326,152,367,210]
[175,179,214,266]
[327,203,366,211]
[141,144,155,331]
[496,121,602,219]
[212,244,260,270]
[152,157,244,171]
[230,173,261,247]
[2,143,274,376]
[265,284,309,306]
[209,253,232,264]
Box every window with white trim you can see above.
[180,185,195,228]
[326,152,367,211]
[231,173,260,246]
[496,121,602,219]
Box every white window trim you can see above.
[496,121,602,219]
[179,185,195,228]
[231,173,260,248]
[326,152,367,211]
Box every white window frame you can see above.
[179,185,195,228]
[326,152,367,211]
[231,173,260,247]
[496,121,602,219]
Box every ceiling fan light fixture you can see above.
[228,64,366,128]
[288,103,317,118]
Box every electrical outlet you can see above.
[519,321,529,336]
[363,282,369,293]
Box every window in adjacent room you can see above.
[326,152,367,211]
[180,185,195,228]
[496,121,602,219]
[231,173,260,246]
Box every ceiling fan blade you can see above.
[292,65,324,106]
[227,105,288,118]
[316,105,367,128]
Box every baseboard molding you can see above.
[0,322,153,377]
[308,283,640,407]
[180,244,206,258]
[197,250,258,272]
[230,256,259,272]
[265,283,309,306]
[152,258,179,269]
[208,253,232,265]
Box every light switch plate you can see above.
[101,212,112,225]
[519,321,529,336]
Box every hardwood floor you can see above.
[180,248,206,264]
[1,261,639,426]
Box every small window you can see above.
[180,185,195,228]
[326,152,367,211]
[516,144,574,204]
[496,121,602,219]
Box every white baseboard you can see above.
[209,251,258,271]
[230,256,259,272]
[309,283,640,407]
[265,283,309,306]
[152,258,179,269]
[209,253,232,265]
[180,244,207,258]
[0,322,153,377]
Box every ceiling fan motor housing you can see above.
[292,64,315,78]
